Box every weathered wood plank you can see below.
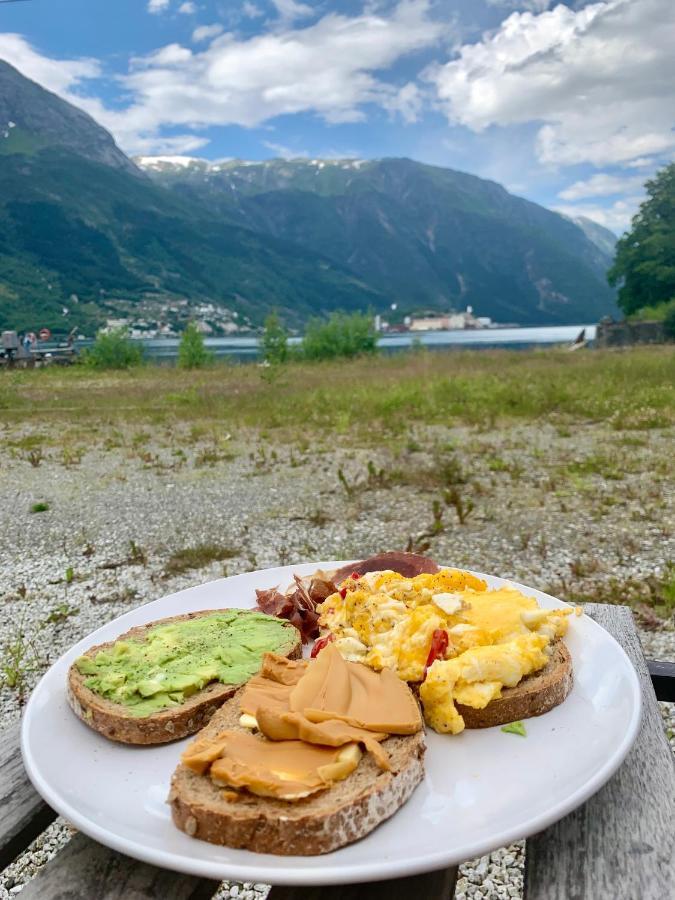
[268,866,457,900]
[0,724,57,870]
[19,832,219,900]
[647,659,675,702]
[525,603,675,900]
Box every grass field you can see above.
[0,347,673,446]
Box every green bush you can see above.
[84,328,143,370]
[261,312,289,364]
[178,322,213,369]
[302,311,378,361]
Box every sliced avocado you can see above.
[74,610,294,715]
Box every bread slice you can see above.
[169,690,426,855]
[67,610,301,746]
[457,640,573,729]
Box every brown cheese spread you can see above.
[181,645,422,801]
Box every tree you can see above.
[261,312,289,364]
[178,322,212,369]
[302,311,378,361]
[608,163,675,316]
[84,327,143,369]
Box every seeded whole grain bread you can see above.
[458,640,573,729]
[169,689,426,855]
[67,609,301,746]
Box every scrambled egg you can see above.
[316,569,579,735]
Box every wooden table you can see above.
[2,604,673,899]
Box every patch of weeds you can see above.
[406,438,422,453]
[611,408,671,431]
[21,447,44,467]
[65,566,75,584]
[444,486,475,525]
[0,626,43,702]
[486,455,524,479]
[61,446,84,467]
[128,540,147,565]
[569,557,601,578]
[614,435,648,448]
[45,602,79,625]
[132,430,152,448]
[407,500,446,553]
[30,501,50,513]
[566,454,623,481]
[552,562,675,624]
[194,447,234,467]
[164,543,239,577]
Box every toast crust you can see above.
[169,688,426,855]
[458,640,573,729]
[67,609,301,745]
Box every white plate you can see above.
[22,562,642,886]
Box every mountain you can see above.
[136,156,619,325]
[0,59,619,333]
[0,60,137,175]
[569,215,619,258]
[0,63,379,333]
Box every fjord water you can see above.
[140,324,596,363]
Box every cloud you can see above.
[486,0,551,11]
[147,0,171,14]
[0,32,100,94]
[103,0,442,150]
[178,1,197,13]
[555,197,643,233]
[270,0,314,25]
[558,172,647,201]
[426,0,675,168]
[192,24,224,43]
[242,1,263,17]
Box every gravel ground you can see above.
[0,419,673,899]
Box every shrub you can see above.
[178,322,213,369]
[84,328,143,370]
[261,312,289,364]
[302,311,378,361]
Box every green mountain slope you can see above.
[141,156,619,325]
[0,58,619,332]
[0,63,380,333]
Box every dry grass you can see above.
[0,348,672,448]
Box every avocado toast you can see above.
[68,609,301,744]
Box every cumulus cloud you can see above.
[147,0,171,14]
[0,32,100,93]
[192,24,224,43]
[426,0,675,168]
[109,0,442,149]
[558,172,647,201]
[0,2,441,155]
[270,0,314,25]
[178,2,197,13]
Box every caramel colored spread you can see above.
[183,730,361,800]
[182,645,422,801]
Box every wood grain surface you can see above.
[0,725,56,870]
[525,603,675,900]
[268,867,458,900]
[18,833,219,900]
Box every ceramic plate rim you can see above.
[21,562,642,886]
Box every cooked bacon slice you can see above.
[332,551,439,585]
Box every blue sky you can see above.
[1,0,673,233]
